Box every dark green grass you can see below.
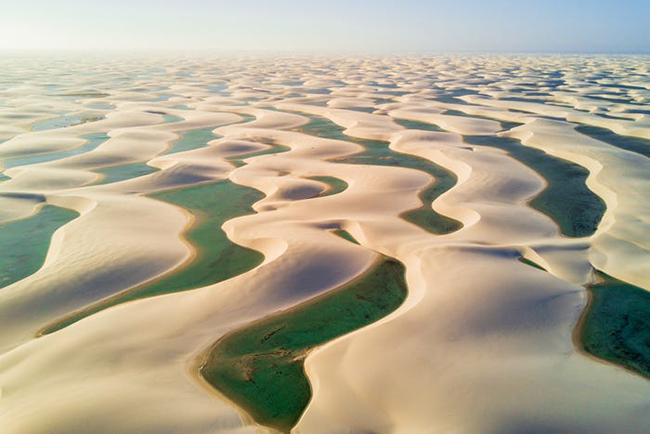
[200,258,408,433]
[40,181,265,334]
[297,114,462,235]
[0,205,79,289]
[464,135,606,238]
[582,271,650,379]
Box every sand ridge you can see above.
[0,54,649,433]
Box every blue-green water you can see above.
[88,104,115,110]
[41,181,265,334]
[163,114,184,123]
[31,115,103,132]
[146,94,176,102]
[464,135,606,238]
[296,114,462,234]
[94,163,159,185]
[3,132,110,170]
[209,83,229,95]
[441,109,524,131]
[0,205,79,290]
[576,125,650,160]
[583,271,650,380]
[42,133,292,333]
[164,113,255,156]
[93,114,253,185]
[201,258,408,433]
[163,127,220,156]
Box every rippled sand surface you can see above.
[0,54,649,433]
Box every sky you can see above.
[0,0,648,53]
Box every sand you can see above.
[0,53,649,433]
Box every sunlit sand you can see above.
[0,54,649,433]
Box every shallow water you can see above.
[42,123,292,333]
[1,54,649,433]
[94,162,159,185]
[576,124,650,160]
[583,272,650,379]
[464,135,606,238]
[31,115,103,132]
[0,205,79,290]
[306,176,348,198]
[201,257,407,432]
[3,132,110,170]
[41,181,265,334]
[163,126,220,155]
[298,114,463,235]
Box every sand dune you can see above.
[0,54,649,433]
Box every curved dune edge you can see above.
[38,137,298,335]
[297,126,634,432]
[277,106,469,233]
[197,255,409,432]
[0,203,79,291]
[0,109,265,352]
[0,55,648,433]
[505,119,650,289]
[209,105,636,430]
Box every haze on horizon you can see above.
[0,0,648,54]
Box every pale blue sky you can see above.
[1,0,648,52]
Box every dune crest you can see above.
[0,54,648,433]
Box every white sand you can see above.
[0,54,649,433]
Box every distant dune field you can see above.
[0,54,649,433]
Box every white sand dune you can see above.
[0,54,649,434]
[505,119,650,289]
